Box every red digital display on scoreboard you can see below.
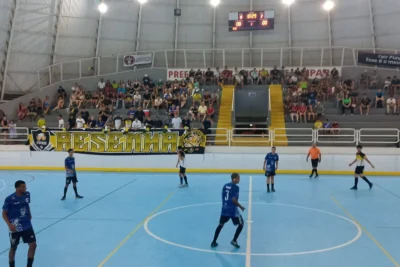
[229,11,275,32]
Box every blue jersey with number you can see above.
[221,183,239,217]
[2,192,32,232]
[265,153,279,172]
[65,156,76,177]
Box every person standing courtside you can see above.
[306,143,321,178]
[62,149,83,200]
[349,145,374,190]
[2,180,37,267]
[263,147,279,193]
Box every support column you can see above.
[249,0,253,67]
[367,0,376,52]
[212,7,216,67]
[327,11,333,66]
[173,0,180,67]
[51,0,63,65]
[135,3,143,52]
[288,5,292,66]
[1,0,19,100]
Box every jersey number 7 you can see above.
[225,190,229,200]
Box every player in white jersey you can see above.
[176,150,188,188]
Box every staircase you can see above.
[215,85,234,145]
[269,84,288,146]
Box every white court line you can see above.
[0,179,5,192]
[246,176,253,267]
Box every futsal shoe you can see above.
[309,175,313,178]
[184,184,189,187]
[267,189,270,193]
[231,240,240,248]
[61,196,66,201]
[369,183,373,189]
[350,186,358,190]
[271,188,276,192]
[179,184,184,188]
[315,175,319,179]
[76,195,83,199]
[211,242,218,248]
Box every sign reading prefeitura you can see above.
[29,128,206,155]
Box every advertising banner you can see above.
[167,67,341,81]
[123,54,152,67]
[29,128,206,155]
[357,52,400,68]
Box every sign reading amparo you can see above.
[29,129,206,155]
[167,67,341,81]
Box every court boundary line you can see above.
[246,176,253,267]
[97,190,175,267]
[144,202,362,256]
[0,178,137,255]
[374,183,400,201]
[0,166,400,176]
[331,195,400,267]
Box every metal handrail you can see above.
[37,46,400,90]
[316,128,357,144]
[231,128,270,143]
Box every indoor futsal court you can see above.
[0,171,400,267]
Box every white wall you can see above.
[1,146,399,174]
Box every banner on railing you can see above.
[167,67,341,81]
[357,52,400,68]
[123,53,152,67]
[29,128,206,155]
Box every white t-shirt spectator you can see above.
[58,118,65,128]
[387,98,396,105]
[114,116,122,130]
[291,75,298,82]
[76,118,85,129]
[384,79,391,89]
[134,94,142,103]
[172,117,182,129]
[98,80,106,90]
[198,105,207,115]
[154,98,163,106]
[132,119,142,129]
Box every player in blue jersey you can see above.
[61,149,83,200]
[211,173,245,249]
[2,180,37,267]
[263,146,279,193]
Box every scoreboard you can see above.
[228,10,275,32]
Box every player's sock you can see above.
[9,261,15,267]
[63,187,67,196]
[354,177,359,187]
[184,175,188,184]
[310,170,314,177]
[233,224,244,242]
[362,177,372,186]
[315,169,319,177]
[73,186,80,197]
[213,225,223,243]
[271,184,275,191]
[267,184,270,190]
[27,258,34,267]
[179,176,183,184]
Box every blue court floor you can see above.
[0,171,400,267]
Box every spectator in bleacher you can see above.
[68,105,79,130]
[169,104,179,118]
[98,78,106,91]
[135,106,145,122]
[314,101,324,118]
[171,114,182,129]
[27,102,38,121]
[90,91,99,108]
[198,102,207,121]
[143,74,150,88]
[36,98,43,116]
[179,79,187,94]
[359,70,369,90]
[1,116,9,141]
[332,120,340,135]
[258,68,269,85]
[127,80,134,91]
[359,93,371,115]
[370,70,380,88]
[189,103,198,121]
[132,117,142,130]
[111,80,118,90]
[343,76,354,91]
[71,83,79,92]
[164,91,173,111]
[194,69,202,84]
[105,81,115,98]
[211,91,219,107]
[290,103,299,123]
[319,76,329,102]
[205,68,214,85]
[222,66,232,85]
[192,89,202,106]
[188,69,195,82]
[301,67,307,78]
[384,76,392,93]
[250,68,259,84]
[58,115,64,129]
[351,95,358,114]
[270,66,280,84]
[330,68,339,80]
[202,116,212,134]
[37,115,46,128]
[283,96,291,119]
[132,91,141,108]
[81,108,89,123]
[113,113,123,130]
[375,89,384,108]
[234,71,244,90]
[298,103,307,123]
[314,118,323,130]
[207,104,215,123]
[392,76,400,93]
[124,114,133,129]
[75,114,85,129]
[154,96,163,111]
[202,90,211,105]
[239,68,249,85]
[58,86,66,100]
[88,115,97,128]
[53,95,64,112]
[342,93,354,115]
[141,89,150,109]
[307,104,316,122]
[17,103,28,121]
[144,115,154,129]
[386,96,396,115]
[323,119,332,134]
[43,96,51,115]
[294,68,301,77]
[180,92,188,108]
[9,120,16,141]
[299,77,308,93]
[132,79,141,93]
[310,78,319,90]
[77,88,86,108]
[336,90,344,108]
[308,89,317,106]
[182,115,191,129]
